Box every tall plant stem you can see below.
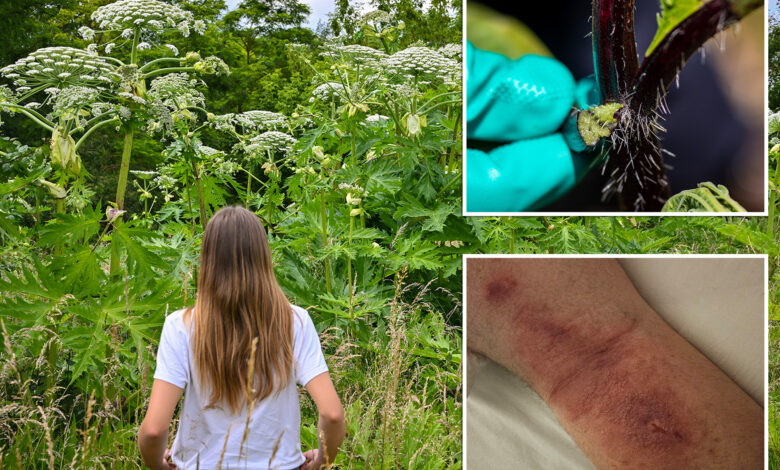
[110,129,134,274]
[245,168,255,207]
[347,215,354,320]
[593,0,668,210]
[186,167,195,235]
[592,0,638,101]
[769,156,780,236]
[191,161,208,230]
[320,192,331,294]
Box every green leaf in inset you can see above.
[662,182,747,212]
[467,1,551,59]
[646,0,705,57]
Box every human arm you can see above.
[302,372,345,469]
[466,258,762,469]
[138,379,183,470]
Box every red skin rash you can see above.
[485,277,518,303]
[466,258,762,469]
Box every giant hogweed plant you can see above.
[0,0,227,215]
[0,10,465,467]
[589,0,761,210]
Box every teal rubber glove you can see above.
[466,41,597,212]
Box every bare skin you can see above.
[466,258,762,470]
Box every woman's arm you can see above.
[303,372,345,469]
[138,379,183,470]
[466,258,762,470]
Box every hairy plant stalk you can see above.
[593,0,669,210]
[592,0,639,100]
[593,0,760,210]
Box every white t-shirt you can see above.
[153,305,329,470]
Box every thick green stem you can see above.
[139,56,184,72]
[46,195,66,402]
[110,129,134,274]
[142,66,198,80]
[347,214,354,320]
[246,172,252,206]
[509,228,515,253]
[186,168,195,235]
[321,192,331,294]
[191,161,208,229]
[115,130,134,210]
[131,29,140,65]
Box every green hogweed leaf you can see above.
[646,0,706,57]
[662,182,746,212]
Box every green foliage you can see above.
[646,0,704,56]
[0,1,464,468]
[662,182,747,212]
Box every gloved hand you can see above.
[466,41,598,212]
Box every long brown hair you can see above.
[186,206,294,414]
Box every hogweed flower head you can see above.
[383,46,459,81]
[129,169,158,180]
[193,56,229,76]
[148,73,205,110]
[438,43,462,59]
[246,131,297,156]
[234,110,287,132]
[0,47,118,98]
[92,0,197,37]
[53,86,101,116]
[310,82,346,103]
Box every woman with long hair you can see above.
[138,206,345,469]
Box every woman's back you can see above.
[154,305,328,469]
[139,206,343,470]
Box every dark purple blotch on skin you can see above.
[485,277,518,304]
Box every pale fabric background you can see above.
[465,257,765,470]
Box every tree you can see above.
[224,0,311,65]
[770,14,780,110]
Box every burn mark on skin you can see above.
[485,277,518,304]
[613,391,688,451]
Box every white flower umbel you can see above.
[246,131,297,155]
[129,169,158,180]
[383,46,459,81]
[362,10,392,24]
[438,43,462,59]
[234,110,288,132]
[78,26,96,41]
[322,44,387,68]
[53,86,101,115]
[92,0,197,37]
[310,82,347,103]
[148,73,204,111]
[0,47,119,99]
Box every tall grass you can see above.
[0,271,462,469]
